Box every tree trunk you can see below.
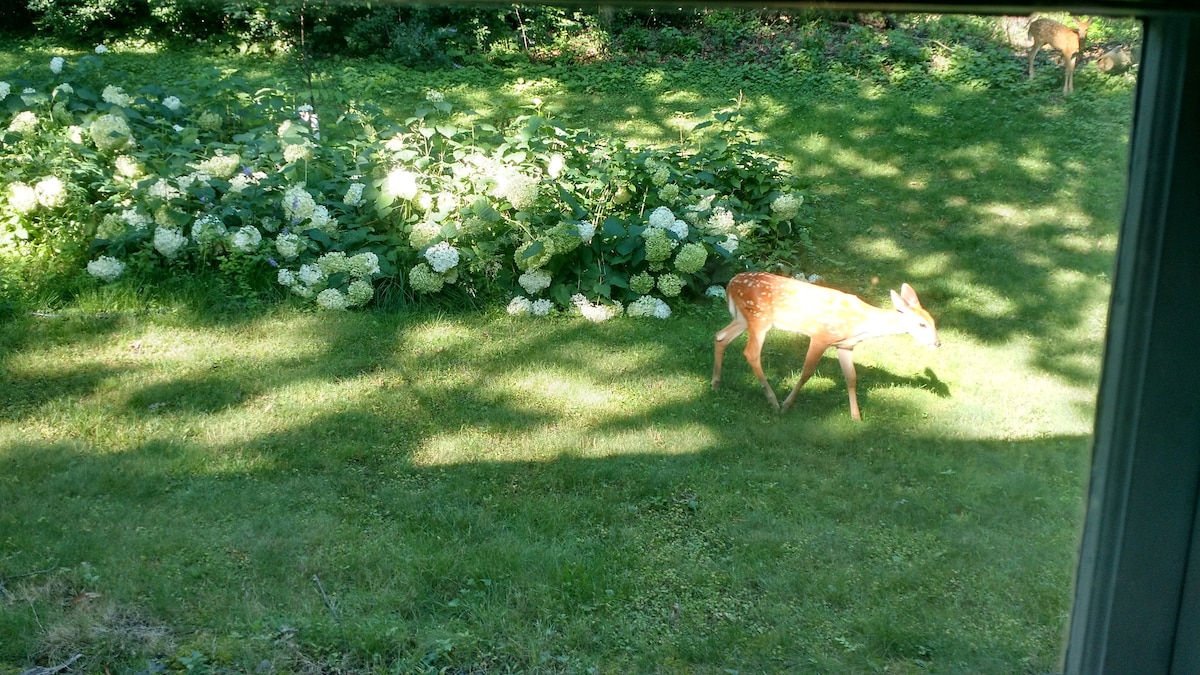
[1096,46,1135,74]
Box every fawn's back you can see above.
[725,272,897,348]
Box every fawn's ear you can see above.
[898,283,922,308]
[891,289,910,312]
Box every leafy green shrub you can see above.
[0,50,809,317]
[655,27,702,57]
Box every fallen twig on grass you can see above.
[312,574,342,625]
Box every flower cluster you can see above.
[229,225,262,252]
[627,295,672,319]
[162,96,182,111]
[102,85,131,107]
[90,114,132,151]
[630,272,655,295]
[656,273,684,298]
[385,169,419,201]
[194,153,241,180]
[7,182,38,213]
[507,296,552,317]
[673,242,707,274]
[571,294,622,322]
[86,255,125,282]
[192,214,227,246]
[8,111,38,134]
[343,183,365,207]
[424,241,460,273]
[771,193,804,221]
[153,227,187,258]
[409,263,444,293]
[518,269,552,295]
[499,172,539,211]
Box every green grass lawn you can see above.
[0,24,1133,673]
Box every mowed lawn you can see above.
[0,35,1132,673]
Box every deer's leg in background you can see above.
[742,327,780,411]
[712,319,746,390]
[781,339,830,412]
[836,347,862,421]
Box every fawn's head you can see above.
[1074,16,1091,43]
[891,283,941,348]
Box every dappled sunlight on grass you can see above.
[414,421,719,466]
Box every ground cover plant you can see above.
[0,9,1137,674]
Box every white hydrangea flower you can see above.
[518,269,552,295]
[575,221,595,242]
[718,233,739,254]
[275,232,303,259]
[317,251,350,275]
[283,143,312,163]
[308,205,337,233]
[706,285,727,300]
[7,182,37,213]
[343,183,365,207]
[316,288,348,310]
[94,44,108,54]
[385,168,419,201]
[425,90,445,103]
[230,225,262,252]
[194,153,240,180]
[499,172,539,211]
[424,241,460,273]
[771,193,804,221]
[571,293,622,322]
[346,279,374,306]
[89,114,132,151]
[8,111,38,134]
[507,296,533,316]
[102,85,131,107]
[162,95,182,111]
[349,251,380,277]
[531,299,552,317]
[113,155,141,179]
[0,82,10,100]
[277,268,297,287]
[282,184,317,222]
[148,178,182,201]
[121,208,151,230]
[667,219,689,241]
[627,295,672,319]
[53,83,73,98]
[547,153,564,179]
[34,177,66,209]
[648,206,676,230]
[87,256,125,282]
[153,226,187,258]
[298,263,325,286]
[707,207,736,235]
[50,57,64,74]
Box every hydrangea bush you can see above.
[0,50,811,318]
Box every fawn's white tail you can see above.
[712,272,940,421]
[1028,16,1091,94]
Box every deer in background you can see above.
[1028,16,1091,94]
[712,272,940,421]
